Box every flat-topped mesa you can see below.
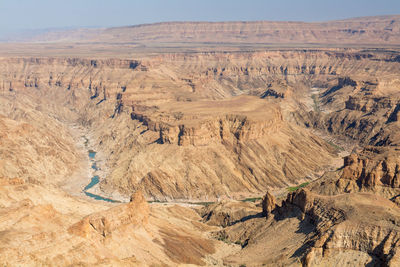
[159,113,283,146]
[333,78,399,113]
[16,15,400,45]
[130,94,285,146]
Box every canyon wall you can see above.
[1,49,399,200]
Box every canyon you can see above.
[1,15,400,266]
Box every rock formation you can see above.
[217,188,400,266]
[262,191,276,217]
[69,190,149,238]
[284,189,400,267]
[201,200,260,227]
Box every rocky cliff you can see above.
[213,188,400,266]
[283,189,400,266]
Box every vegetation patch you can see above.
[287,182,310,192]
[326,140,344,152]
[189,201,215,207]
[148,200,166,204]
[311,94,320,112]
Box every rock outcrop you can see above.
[200,200,260,227]
[222,188,400,266]
[334,149,400,197]
[279,189,400,266]
[69,190,149,238]
[262,191,276,217]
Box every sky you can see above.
[0,0,400,36]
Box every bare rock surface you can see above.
[219,188,400,266]
[69,190,150,238]
[262,191,276,217]
[200,200,260,227]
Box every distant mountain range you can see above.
[2,15,400,45]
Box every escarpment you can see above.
[134,109,284,146]
[15,15,400,45]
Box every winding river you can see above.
[83,150,119,203]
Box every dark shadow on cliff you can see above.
[230,212,264,226]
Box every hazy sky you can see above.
[0,0,399,35]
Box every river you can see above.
[83,149,119,203]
